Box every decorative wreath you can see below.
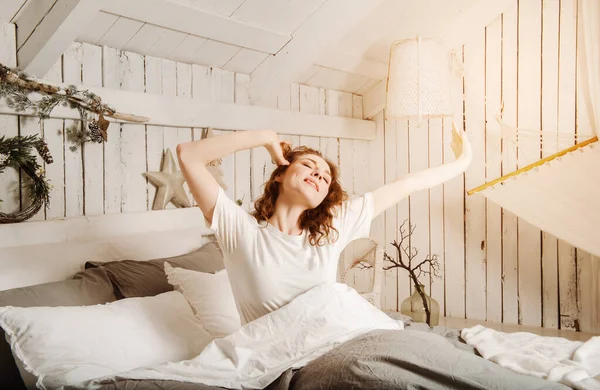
[0,134,53,223]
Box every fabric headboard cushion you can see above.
[0,267,117,390]
[85,240,225,299]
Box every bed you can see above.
[0,207,594,390]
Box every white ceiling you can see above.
[1,0,509,97]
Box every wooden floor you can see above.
[385,311,599,342]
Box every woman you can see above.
[176,127,471,325]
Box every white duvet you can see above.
[83,282,403,390]
[462,325,600,390]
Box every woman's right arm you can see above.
[176,130,288,224]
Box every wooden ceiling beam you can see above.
[101,0,291,54]
[0,83,376,140]
[248,0,386,106]
[15,0,101,77]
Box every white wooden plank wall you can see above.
[0,34,381,297]
[380,0,597,333]
[446,0,595,332]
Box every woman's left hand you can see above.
[451,122,472,163]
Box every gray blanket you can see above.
[67,325,569,390]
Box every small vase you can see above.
[400,283,440,326]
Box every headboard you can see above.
[0,208,214,291]
[0,208,384,308]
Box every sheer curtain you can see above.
[474,0,600,257]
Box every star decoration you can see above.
[144,148,191,210]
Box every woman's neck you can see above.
[268,198,306,236]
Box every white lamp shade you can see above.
[386,37,453,120]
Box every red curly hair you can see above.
[251,145,347,246]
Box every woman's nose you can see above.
[312,171,323,180]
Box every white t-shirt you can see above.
[208,187,374,325]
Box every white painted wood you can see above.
[395,119,412,308]
[192,39,240,69]
[305,67,371,95]
[501,4,519,325]
[0,23,19,218]
[167,34,207,64]
[174,0,245,17]
[557,0,579,332]
[81,43,104,216]
[433,0,517,49]
[579,255,600,333]
[122,23,166,54]
[102,46,131,214]
[367,109,386,296]
[464,32,487,321]
[161,59,179,210]
[0,88,376,140]
[289,83,300,114]
[234,73,252,211]
[444,49,466,318]
[540,0,560,329]
[63,42,84,217]
[248,0,385,105]
[223,48,268,75]
[211,68,236,201]
[147,28,187,59]
[0,208,214,290]
[14,0,54,51]
[362,80,386,120]
[575,0,595,333]
[314,88,334,193]
[0,22,16,65]
[176,62,192,98]
[231,0,325,34]
[41,58,65,220]
[191,64,210,101]
[0,0,28,23]
[382,115,398,311]
[0,207,211,249]
[356,79,382,97]
[517,0,542,327]
[16,0,101,77]
[96,16,144,50]
[485,15,503,324]
[101,0,290,54]
[119,45,147,214]
[76,11,118,45]
[113,48,145,203]
[145,56,164,210]
[335,90,357,290]
[298,85,320,150]
[294,65,320,85]
[249,80,276,207]
[316,49,388,80]
[334,0,429,66]
[429,118,445,316]
[408,119,431,296]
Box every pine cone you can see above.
[35,140,53,164]
[88,120,104,143]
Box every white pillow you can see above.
[164,263,241,337]
[0,291,212,390]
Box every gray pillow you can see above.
[85,241,225,299]
[0,267,117,390]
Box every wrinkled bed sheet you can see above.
[65,324,568,390]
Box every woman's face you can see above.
[278,154,332,209]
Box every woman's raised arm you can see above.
[371,123,473,218]
[176,130,288,224]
